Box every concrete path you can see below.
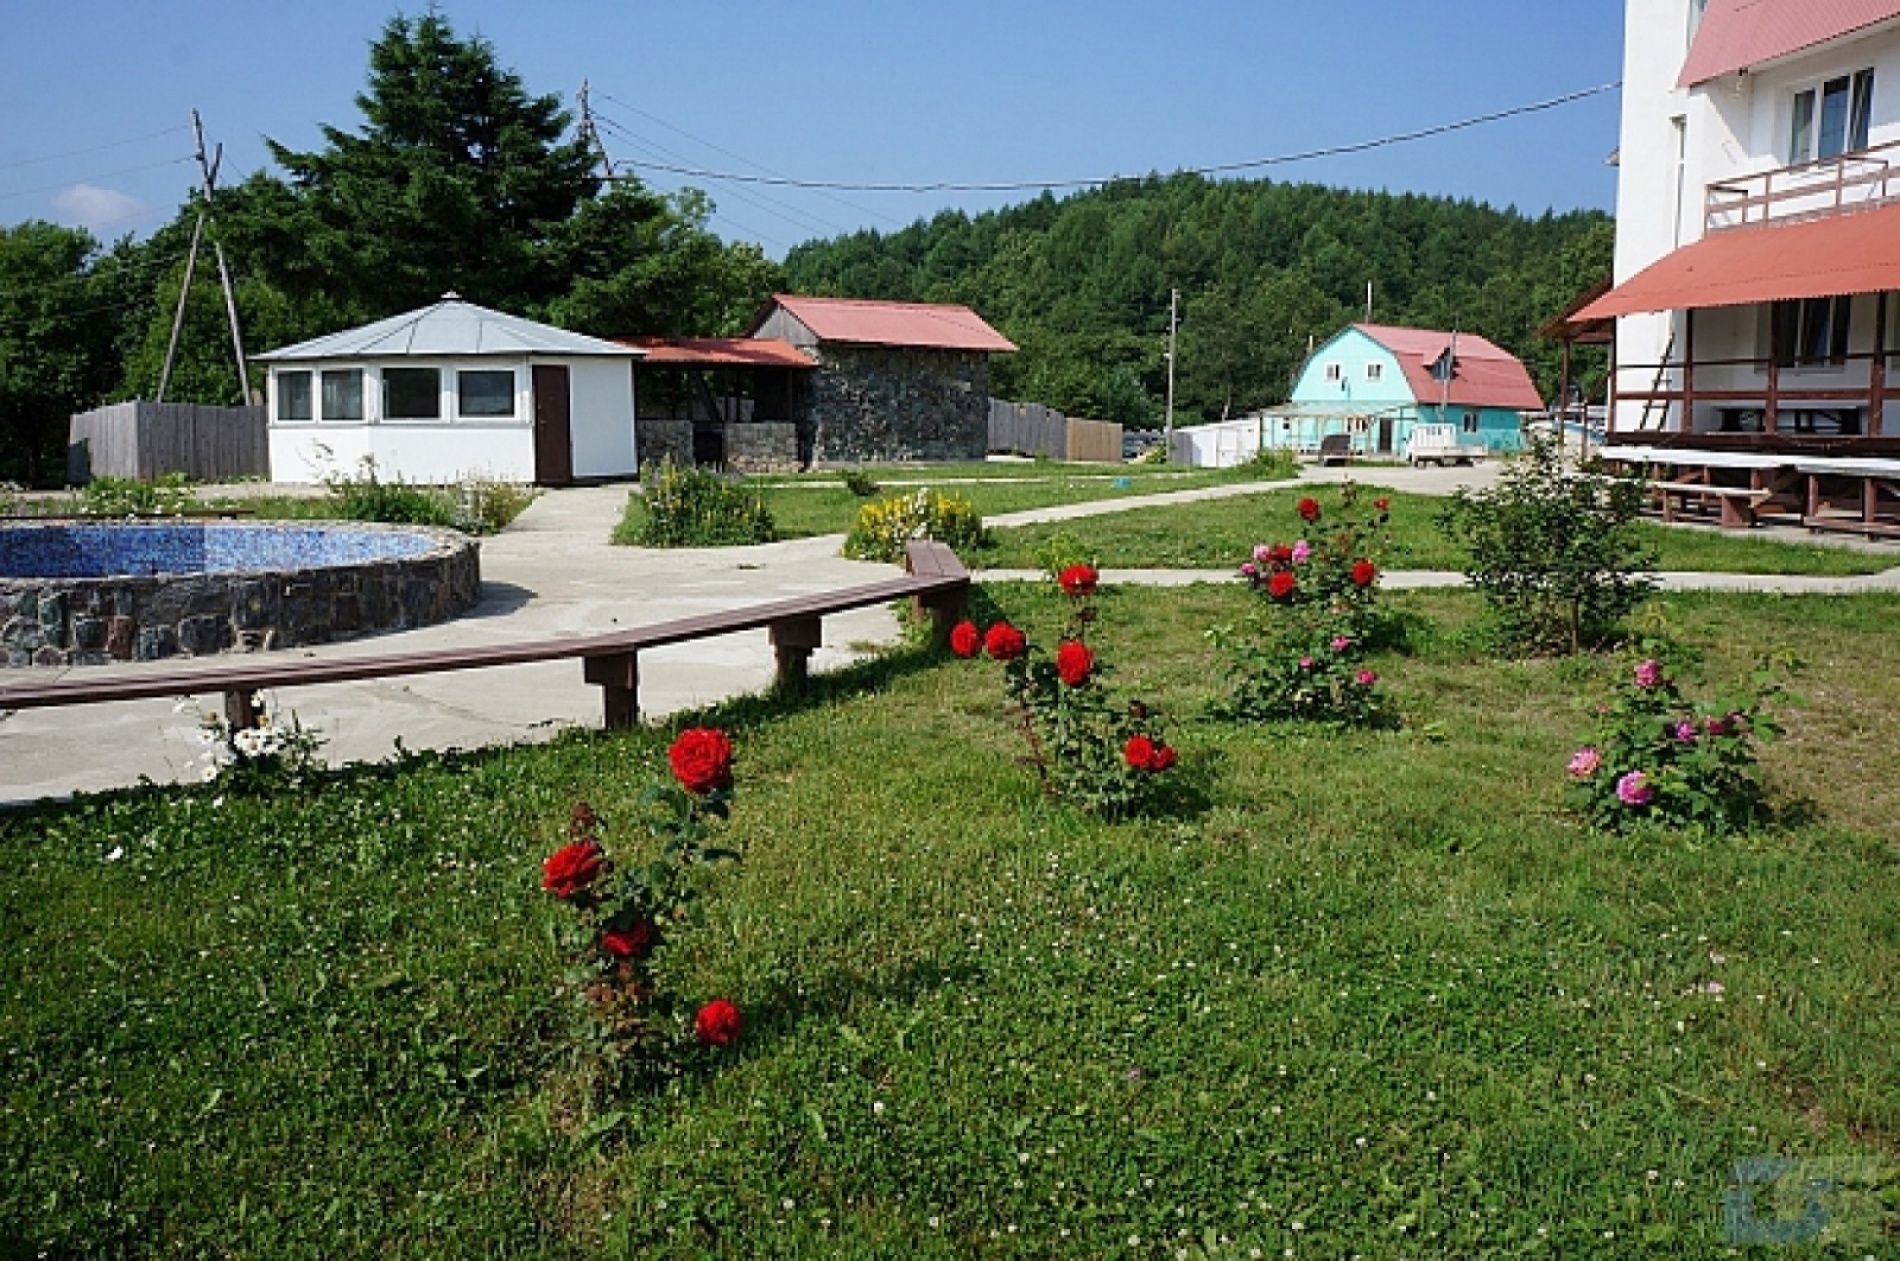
[4,464,1896,804]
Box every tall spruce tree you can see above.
[265,11,599,314]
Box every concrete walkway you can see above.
[4,464,1896,803]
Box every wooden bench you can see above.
[1648,481,1772,529]
[1317,433,1354,466]
[0,540,970,732]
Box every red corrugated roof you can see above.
[1576,202,1900,317]
[616,336,815,369]
[1351,323,1546,410]
[762,294,1017,353]
[1679,0,1900,86]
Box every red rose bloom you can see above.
[668,727,733,795]
[542,839,604,900]
[1123,734,1176,773]
[1350,559,1377,588]
[1151,744,1178,772]
[1266,544,1294,567]
[1297,496,1321,522]
[1374,497,1390,512]
[984,621,1027,661]
[1266,570,1297,600]
[1055,640,1094,687]
[1057,563,1099,597]
[694,997,743,1046]
[948,619,981,658]
[601,920,657,959]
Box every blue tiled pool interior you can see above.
[0,523,438,579]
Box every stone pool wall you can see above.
[0,522,481,667]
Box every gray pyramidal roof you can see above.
[254,295,642,361]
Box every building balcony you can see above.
[1705,140,1900,233]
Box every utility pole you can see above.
[1164,287,1178,445]
[161,109,250,403]
[576,78,616,178]
[1365,279,1373,322]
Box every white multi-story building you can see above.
[1583,0,1900,533]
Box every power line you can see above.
[0,124,191,172]
[593,113,850,238]
[596,91,903,228]
[0,155,195,202]
[605,80,1620,194]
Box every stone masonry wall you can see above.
[803,346,989,465]
[635,419,694,471]
[724,422,799,473]
[2,532,480,668]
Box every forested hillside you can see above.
[785,175,1612,427]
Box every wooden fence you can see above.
[987,399,1123,463]
[68,401,268,484]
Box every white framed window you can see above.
[1773,296,1853,367]
[1789,69,1873,164]
[1462,410,1480,434]
[382,367,441,420]
[458,369,516,419]
[1347,416,1368,434]
[276,370,312,422]
[320,368,363,422]
[1365,362,1383,382]
[1323,362,1342,382]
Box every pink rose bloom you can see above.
[1355,669,1378,687]
[1673,721,1698,743]
[1634,659,1665,689]
[1299,656,1315,669]
[1567,746,1602,778]
[1615,770,1655,807]
[1331,635,1352,652]
[1702,715,1730,737]
[1239,561,1258,579]
[1291,540,1312,564]
[1253,544,1273,563]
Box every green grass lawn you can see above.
[3,586,1895,1255]
[615,463,1296,544]
[977,487,1900,576]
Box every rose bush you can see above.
[538,728,748,1097]
[1213,483,1397,728]
[1565,644,1800,834]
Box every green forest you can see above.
[1,10,1611,485]
[785,179,1612,429]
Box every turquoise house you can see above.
[1261,323,1543,459]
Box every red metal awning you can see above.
[1679,0,1900,86]
[1575,203,1900,319]
[614,336,815,369]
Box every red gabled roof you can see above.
[1679,0,1900,86]
[1351,323,1545,410]
[1576,201,1900,317]
[615,336,816,369]
[760,294,1017,353]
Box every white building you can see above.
[257,296,643,486]
[1582,0,1900,533]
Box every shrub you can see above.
[1238,446,1300,480]
[0,481,20,515]
[78,473,201,517]
[1211,484,1397,727]
[1565,645,1799,834]
[540,729,746,1097]
[632,457,777,547]
[955,563,1179,820]
[447,475,536,534]
[186,695,325,793]
[1437,436,1657,654]
[323,458,457,529]
[840,468,881,498]
[841,486,987,563]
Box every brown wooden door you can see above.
[532,364,572,485]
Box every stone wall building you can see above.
[749,295,1017,465]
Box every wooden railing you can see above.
[0,541,970,732]
[1611,348,1897,439]
[1705,140,1900,232]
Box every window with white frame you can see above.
[1773,296,1853,367]
[382,367,441,420]
[320,368,363,421]
[458,369,516,418]
[1323,362,1342,382]
[1462,410,1480,434]
[276,370,312,422]
[1789,69,1873,164]
[1365,362,1383,382]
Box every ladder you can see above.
[1637,328,1677,431]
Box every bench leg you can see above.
[1720,495,1752,529]
[223,689,261,731]
[583,652,640,730]
[913,587,969,644]
[770,616,823,691]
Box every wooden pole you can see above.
[192,109,251,404]
[1681,309,1697,435]
[156,213,205,405]
[1870,290,1888,437]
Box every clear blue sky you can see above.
[1,1,1625,258]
